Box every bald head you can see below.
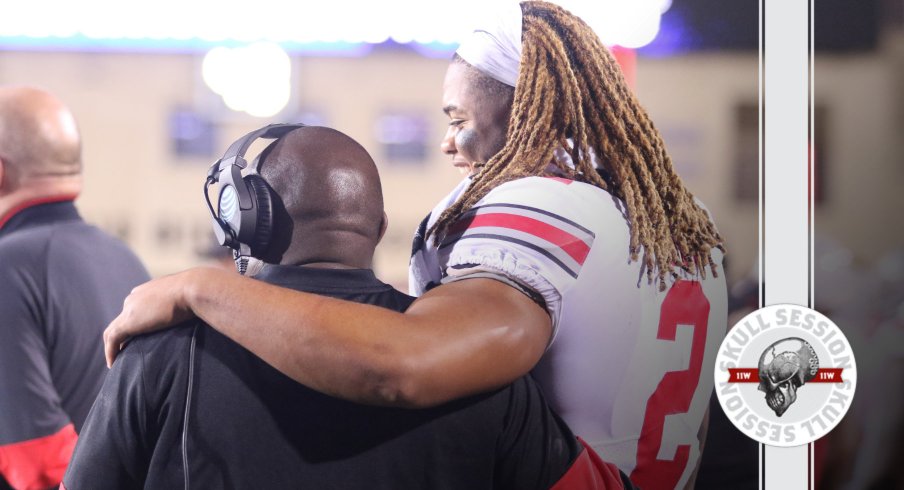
[256,126,385,268]
[0,86,82,191]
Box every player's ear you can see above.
[377,211,389,244]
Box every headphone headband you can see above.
[209,123,307,181]
[221,124,304,163]
[204,123,308,270]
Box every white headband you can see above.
[454,2,524,88]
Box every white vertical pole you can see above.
[761,0,812,488]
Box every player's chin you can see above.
[453,161,476,176]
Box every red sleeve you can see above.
[550,437,627,490]
[0,424,77,490]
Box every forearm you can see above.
[183,268,413,405]
[181,269,549,407]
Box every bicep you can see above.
[401,277,552,405]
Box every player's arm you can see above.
[105,266,551,408]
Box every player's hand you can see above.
[103,268,205,367]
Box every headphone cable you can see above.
[182,323,199,490]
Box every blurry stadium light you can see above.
[557,0,671,49]
[0,0,669,51]
[202,42,291,118]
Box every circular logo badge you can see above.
[714,304,857,447]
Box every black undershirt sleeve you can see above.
[494,376,580,490]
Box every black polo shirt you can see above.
[0,200,149,489]
[64,264,581,489]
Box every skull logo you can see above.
[757,338,819,417]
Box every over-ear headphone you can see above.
[204,123,306,271]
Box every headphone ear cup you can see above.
[243,174,274,257]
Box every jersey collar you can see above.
[0,195,79,238]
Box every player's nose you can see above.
[440,127,456,155]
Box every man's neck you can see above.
[0,176,82,221]
[0,177,82,230]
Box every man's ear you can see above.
[0,158,16,195]
[377,211,389,244]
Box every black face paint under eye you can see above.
[455,126,481,163]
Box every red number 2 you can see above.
[630,280,710,489]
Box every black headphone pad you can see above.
[244,174,274,257]
[206,124,306,265]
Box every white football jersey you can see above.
[409,176,728,490]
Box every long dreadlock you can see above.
[428,0,724,291]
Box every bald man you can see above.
[0,86,149,489]
[64,125,631,490]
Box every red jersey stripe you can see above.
[0,424,77,490]
[543,176,574,185]
[461,213,591,265]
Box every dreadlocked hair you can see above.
[428,0,725,291]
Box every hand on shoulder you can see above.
[103,267,226,367]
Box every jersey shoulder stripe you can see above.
[439,203,596,279]
[474,202,595,237]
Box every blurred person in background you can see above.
[814,242,904,490]
[103,3,727,488]
[65,124,632,489]
[0,86,149,490]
